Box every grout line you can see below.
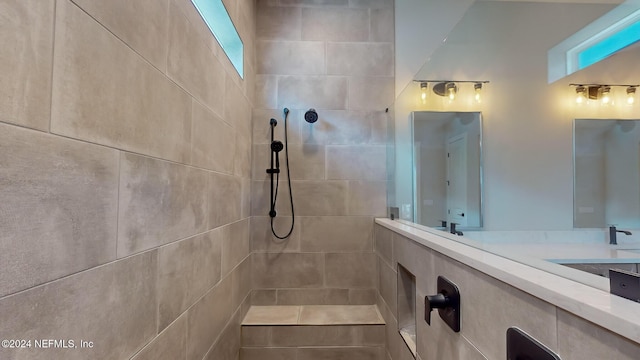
[48,0,58,135]
[115,151,122,259]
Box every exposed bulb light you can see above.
[627,86,637,105]
[474,83,483,103]
[601,86,611,105]
[575,85,587,104]
[420,82,428,104]
[446,82,457,101]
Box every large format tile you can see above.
[348,76,394,111]
[131,314,187,360]
[242,305,301,325]
[52,0,191,163]
[255,75,278,109]
[282,0,347,5]
[191,100,235,173]
[157,230,222,331]
[278,76,348,110]
[232,257,253,309]
[299,305,384,325]
[0,124,118,297]
[118,153,208,257]
[250,216,301,253]
[70,0,169,71]
[0,251,157,360]
[325,253,376,288]
[277,288,350,305]
[187,275,234,360]
[300,216,373,252]
[300,110,387,145]
[378,256,397,315]
[370,8,394,42]
[208,172,242,228]
[257,40,325,75]
[221,219,251,277]
[326,145,386,180]
[256,5,301,40]
[253,252,324,288]
[301,8,368,42]
[270,325,385,346]
[241,347,297,360]
[292,181,348,216]
[327,43,394,76]
[167,0,226,116]
[348,181,387,216]
[374,224,394,266]
[252,108,303,145]
[297,347,385,360]
[252,143,325,181]
[557,309,640,360]
[204,307,243,360]
[0,0,54,131]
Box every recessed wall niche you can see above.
[397,263,417,357]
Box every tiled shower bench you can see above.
[240,305,386,360]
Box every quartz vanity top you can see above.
[480,242,640,264]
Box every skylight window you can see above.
[577,21,640,70]
[190,0,244,78]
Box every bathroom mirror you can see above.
[412,112,482,229]
[574,119,640,228]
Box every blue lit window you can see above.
[578,21,640,70]
[190,0,244,78]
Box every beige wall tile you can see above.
[301,8,368,41]
[168,1,226,117]
[241,347,297,360]
[243,305,301,324]
[327,145,386,180]
[327,43,394,76]
[252,108,303,145]
[378,257,397,315]
[250,216,301,253]
[349,289,378,305]
[71,0,169,71]
[283,0,348,5]
[241,325,271,347]
[191,100,235,173]
[557,309,640,360]
[187,275,234,360]
[255,75,279,109]
[300,216,373,252]
[52,0,192,163]
[294,180,349,215]
[0,124,118,297]
[348,181,387,216]
[0,0,54,131]
[251,180,294,216]
[299,305,383,325]
[251,289,278,305]
[350,0,393,8]
[301,110,387,145]
[132,314,187,360]
[208,172,242,228]
[118,153,208,257]
[297,347,385,360]
[158,230,222,331]
[204,309,243,360]
[256,5,301,40]
[0,252,157,360]
[232,257,253,308]
[370,8,394,42]
[348,76,395,111]
[170,0,223,60]
[257,40,325,75]
[325,253,376,288]
[253,252,324,288]
[270,325,385,346]
[235,127,253,178]
[278,76,348,110]
[375,224,394,266]
[222,219,251,277]
[225,75,252,131]
[242,177,252,218]
[277,288,350,305]
[253,143,325,181]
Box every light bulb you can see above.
[575,86,586,104]
[446,83,457,101]
[601,86,611,105]
[474,83,482,103]
[420,82,428,104]
[627,87,637,105]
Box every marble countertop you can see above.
[375,218,640,345]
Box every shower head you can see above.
[304,108,318,124]
[271,140,284,153]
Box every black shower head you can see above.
[271,140,284,153]
[304,108,318,123]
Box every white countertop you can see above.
[481,242,640,264]
[376,218,640,345]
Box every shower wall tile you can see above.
[157,230,222,331]
[235,128,253,178]
[301,8,369,42]
[131,314,187,360]
[253,252,324,288]
[0,124,119,298]
[348,76,395,111]
[242,177,252,218]
[349,0,393,9]
[253,143,325,181]
[292,180,348,215]
[326,145,387,180]
[300,110,387,145]
[221,219,251,277]
[252,289,278,305]
[52,0,192,163]
[251,216,301,253]
[252,108,303,145]
[257,41,326,75]
[349,288,377,305]
[256,5,302,40]
[241,348,298,360]
[70,0,169,72]
[276,288,350,305]
[168,0,226,117]
[300,216,373,252]
[374,225,394,266]
[378,256,397,315]
[204,305,245,360]
[187,275,234,360]
[251,180,294,216]
[325,252,376,288]
[232,257,253,308]
[191,100,236,173]
[226,75,252,131]
[118,153,208,257]
[557,310,640,360]
[278,76,348,110]
[0,251,157,360]
[208,172,242,228]
[255,75,278,109]
[283,0,348,6]
[0,0,54,131]
[348,181,387,216]
[370,8,394,42]
[327,43,394,76]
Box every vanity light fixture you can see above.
[601,86,612,105]
[575,85,587,104]
[627,86,637,105]
[570,84,639,106]
[474,83,483,103]
[420,82,429,104]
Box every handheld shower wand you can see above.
[267,108,295,239]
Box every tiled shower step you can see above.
[241,305,386,360]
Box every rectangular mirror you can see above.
[574,119,640,228]
[411,112,483,229]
